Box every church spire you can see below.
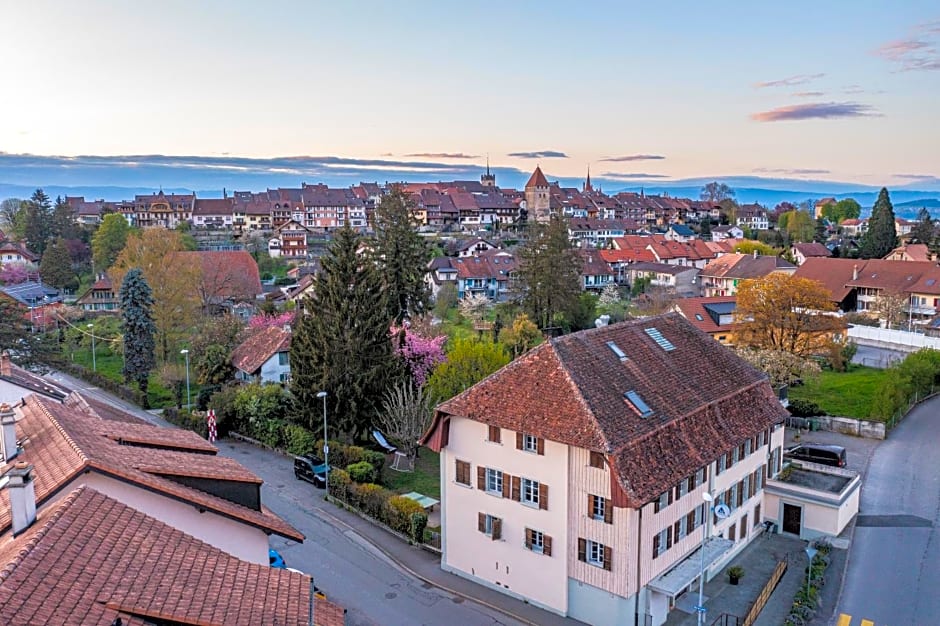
[481,153,496,187]
[584,165,593,192]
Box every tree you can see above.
[458,293,490,324]
[23,189,52,257]
[734,273,846,357]
[92,213,131,271]
[119,268,156,399]
[700,182,735,203]
[698,217,712,240]
[50,196,77,241]
[0,295,59,369]
[908,207,935,246]
[290,223,397,441]
[390,324,446,387]
[425,338,510,404]
[0,198,25,237]
[771,202,798,225]
[821,198,861,224]
[433,282,458,318]
[0,262,30,285]
[734,348,821,388]
[859,188,898,259]
[870,289,909,329]
[516,216,582,329]
[189,314,245,385]
[814,218,828,244]
[499,313,541,358]
[38,238,76,290]
[732,240,777,256]
[376,381,433,458]
[371,188,431,323]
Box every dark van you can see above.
[784,443,847,468]
[294,454,328,487]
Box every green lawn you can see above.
[384,449,441,500]
[788,366,886,420]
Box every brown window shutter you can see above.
[543,535,552,557]
[729,522,736,542]
[590,451,604,468]
[588,494,596,517]
[737,481,744,507]
[502,474,512,499]
[652,534,660,558]
[668,489,674,505]
[516,431,524,450]
[539,483,549,510]
[666,526,673,549]
[603,545,612,571]
[687,511,695,532]
[477,466,486,490]
[524,528,532,549]
[654,497,661,514]
[749,472,756,495]
[687,477,695,492]
[703,465,709,481]
[604,500,613,524]
[492,517,502,540]
[440,418,450,448]
[511,476,520,501]
[673,520,680,540]
[740,515,748,539]
[478,512,486,533]
[578,538,587,562]
[537,437,545,455]
[755,503,762,525]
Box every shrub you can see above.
[328,469,351,501]
[345,445,366,466]
[196,384,220,411]
[409,511,428,544]
[283,423,317,456]
[347,461,377,484]
[788,399,823,417]
[353,483,389,518]
[386,495,424,534]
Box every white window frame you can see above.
[521,478,540,507]
[587,540,605,567]
[655,529,669,557]
[484,514,498,536]
[530,529,544,553]
[523,433,538,453]
[486,468,503,495]
[592,495,606,521]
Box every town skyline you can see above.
[2,1,938,190]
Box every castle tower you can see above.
[524,166,551,222]
[481,155,496,187]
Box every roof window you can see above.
[624,391,654,418]
[644,327,675,351]
[606,341,627,362]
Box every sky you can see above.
[1,0,939,190]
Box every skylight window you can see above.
[695,314,704,321]
[606,341,627,362]
[644,327,675,351]
[624,391,654,418]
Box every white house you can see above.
[231,325,292,383]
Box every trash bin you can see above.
[809,419,817,432]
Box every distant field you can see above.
[788,366,886,420]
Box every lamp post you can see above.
[87,324,96,372]
[317,391,329,497]
[180,349,191,411]
[697,491,714,626]
[805,545,818,595]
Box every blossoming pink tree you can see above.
[390,324,447,387]
[248,311,295,330]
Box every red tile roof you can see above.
[673,296,738,334]
[428,314,787,507]
[0,487,343,626]
[172,251,263,301]
[525,166,549,189]
[701,253,796,280]
[792,242,832,258]
[0,394,303,542]
[232,326,291,374]
[792,258,862,303]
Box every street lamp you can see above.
[180,349,191,411]
[87,324,96,372]
[805,545,818,595]
[317,391,329,497]
[696,491,715,626]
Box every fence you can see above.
[709,614,739,626]
[741,556,788,626]
[848,325,940,352]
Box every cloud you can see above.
[599,154,666,162]
[599,171,671,180]
[894,173,938,180]
[506,150,568,159]
[403,152,479,159]
[750,101,881,122]
[753,167,831,176]
[754,73,825,88]
[875,22,940,71]
[792,91,825,97]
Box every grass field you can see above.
[788,365,886,420]
[384,449,441,500]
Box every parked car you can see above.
[784,443,847,468]
[294,454,329,487]
[269,548,286,569]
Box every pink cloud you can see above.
[750,102,880,122]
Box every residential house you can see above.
[886,242,934,262]
[132,191,195,228]
[792,258,862,313]
[579,251,615,292]
[623,262,700,298]
[3,393,304,564]
[270,219,313,259]
[301,184,367,231]
[421,314,788,624]
[286,274,317,305]
[664,224,696,243]
[672,296,738,345]
[814,197,837,219]
[454,251,517,302]
[736,204,769,231]
[0,281,62,331]
[0,241,37,266]
[457,237,497,258]
[0,350,68,405]
[65,196,112,225]
[75,274,119,312]
[192,197,235,229]
[0,486,344,625]
[839,218,867,237]
[568,219,630,248]
[790,242,832,266]
[700,253,797,297]
[709,225,744,241]
[426,256,458,300]
[896,218,916,238]
[232,326,292,383]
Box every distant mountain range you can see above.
[0,152,937,218]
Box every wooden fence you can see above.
[741,556,788,626]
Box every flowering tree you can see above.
[0,262,31,285]
[248,311,295,330]
[390,324,447,387]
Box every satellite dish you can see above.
[714,503,732,519]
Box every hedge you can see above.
[57,361,146,408]
[346,461,377,484]
[328,470,429,543]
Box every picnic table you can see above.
[401,491,440,512]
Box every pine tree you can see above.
[120,268,156,400]
[859,188,898,259]
[50,195,77,241]
[908,207,935,247]
[371,188,431,323]
[516,215,582,329]
[23,189,52,257]
[0,295,59,369]
[699,218,712,241]
[39,238,76,289]
[290,223,398,440]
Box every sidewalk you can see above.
[315,498,584,626]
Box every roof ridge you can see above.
[0,486,87,583]
[32,397,90,465]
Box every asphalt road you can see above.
[836,395,940,625]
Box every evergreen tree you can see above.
[813,218,828,244]
[23,189,52,257]
[516,215,582,329]
[0,295,60,369]
[908,207,935,247]
[119,268,156,400]
[50,195,77,241]
[290,223,397,440]
[371,188,431,323]
[38,238,76,290]
[92,213,131,271]
[699,218,712,241]
[859,188,898,259]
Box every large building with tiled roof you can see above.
[0,351,69,405]
[699,253,796,297]
[232,325,292,383]
[422,313,788,624]
[1,393,303,564]
[672,296,738,344]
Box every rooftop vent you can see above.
[644,327,675,351]
[606,341,627,361]
[624,391,654,418]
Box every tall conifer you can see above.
[859,188,898,259]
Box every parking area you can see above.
[784,426,882,475]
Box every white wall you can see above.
[259,352,290,383]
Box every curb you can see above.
[314,504,540,626]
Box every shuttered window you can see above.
[589,451,605,469]
[487,425,501,443]
[455,460,470,486]
[525,528,552,556]
[478,513,501,540]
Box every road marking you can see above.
[860,621,874,626]
[837,615,852,626]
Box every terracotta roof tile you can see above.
[0,488,343,625]
[792,242,832,258]
[525,166,549,188]
[232,326,291,375]
[673,296,738,333]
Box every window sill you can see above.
[453,481,473,490]
[521,501,540,510]
[485,490,504,498]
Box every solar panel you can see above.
[624,391,654,418]
[644,327,675,351]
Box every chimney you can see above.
[0,403,17,462]
[0,351,10,377]
[7,462,36,536]
[853,264,859,280]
